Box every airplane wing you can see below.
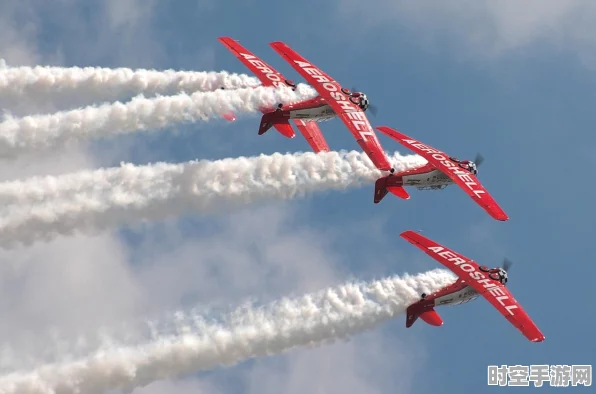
[269,41,393,171]
[218,37,329,152]
[294,119,330,152]
[377,126,508,221]
[218,36,289,88]
[400,230,545,342]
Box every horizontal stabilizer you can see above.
[419,309,443,327]
[406,304,443,328]
[387,186,410,200]
[222,111,236,122]
[273,122,296,139]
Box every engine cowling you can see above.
[479,266,508,284]
[348,93,369,110]
[340,87,370,111]
[450,157,477,175]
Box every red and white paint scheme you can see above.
[400,230,545,343]
[218,37,394,172]
[218,37,330,153]
[374,126,508,221]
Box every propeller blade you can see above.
[474,153,485,167]
[368,104,378,116]
[502,258,513,272]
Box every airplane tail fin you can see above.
[406,304,444,328]
[405,305,420,328]
[374,175,408,204]
[258,112,295,138]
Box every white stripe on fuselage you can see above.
[434,286,479,306]
[403,169,453,187]
[289,104,336,122]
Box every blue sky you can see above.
[1,1,595,393]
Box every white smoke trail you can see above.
[0,62,260,105]
[0,84,316,158]
[0,150,426,248]
[0,269,456,394]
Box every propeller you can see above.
[474,153,485,167]
[502,258,513,272]
[350,86,378,116]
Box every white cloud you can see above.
[132,378,218,394]
[0,1,40,66]
[336,0,596,62]
[0,2,431,394]
[0,0,156,377]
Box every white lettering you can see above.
[451,257,467,265]
[496,295,509,306]
[397,143,488,198]
[295,60,311,68]
[505,305,519,315]
[322,82,337,91]
[488,287,506,297]
[438,250,456,259]
[426,244,517,315]
[241,53,285,87]
[469,271,484,280]
[477,278,497,288]
[293,60,374,141]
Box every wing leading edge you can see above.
[400,230,545,343]
[269,41,392,171]
[218,37,330,153]
[376,126,508,221]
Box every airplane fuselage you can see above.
[401,168,453,188]
[391,160,478,190]
[272,96,337,123]
[431,280,480,307]
[405,278,481,328]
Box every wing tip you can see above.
[491,210,509,221]
[399,230,419,240]
[269,41,286,49]
[375,125,407,142]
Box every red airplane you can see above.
[218,37,330,154]
[400,230,545,343]
[374,126,508,221]
[218,37,395,173]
